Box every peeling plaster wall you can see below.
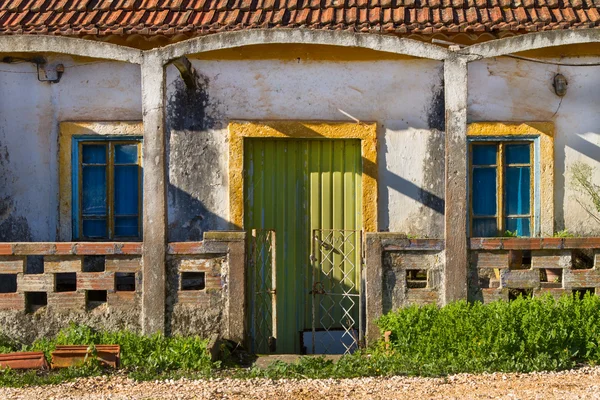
[165,58,445,240]
[468,57,600,236]
[0,56,142,241]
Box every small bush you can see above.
[377,294,600,375]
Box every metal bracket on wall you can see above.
[1,56,64,84]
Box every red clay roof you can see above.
[0,0,599,38]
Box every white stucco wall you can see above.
[166,58,445,240]
[0,56,141,241]
[468,56,600,236]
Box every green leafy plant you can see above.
[570,162,600,225]
[553,229,576,238]
[503,230,518,237]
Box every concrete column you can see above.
[443,53,469,304]
[365,233,383,345]
[141,52,167,334]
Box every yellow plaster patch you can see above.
[228,121,378,233]
[468,122,554,236]
[58,121,143,241]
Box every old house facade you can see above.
[1,1,600,354]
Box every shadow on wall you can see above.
[167,186,232,242]
[166,73,232,242]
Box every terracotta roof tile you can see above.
[0,0,598,38]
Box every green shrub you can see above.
[377,294,600,374]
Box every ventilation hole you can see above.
[25,256,44,274]
[521,251,532,268]
[508,288,532,301]
[55,273,77,292]
[573,288,595,299]
[83,256,105,272]
[87,290,107,310]
[115,272,136,292]
[181,272,206,291]
[539,269,562,286]
[406,269,427,289]
[510,250,532,270]
[572,250,594,270]
[25,292,47,313]
[0,274,17,293]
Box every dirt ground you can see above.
[2,367,600,399]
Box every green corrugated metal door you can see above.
[244,138,362,354]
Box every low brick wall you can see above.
[381,237,445,312]
[0,243,143,343]
[469,238,600,302]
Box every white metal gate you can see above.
[247,229,277,354]
[310,229,363,355]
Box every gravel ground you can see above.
[2,367,600,399]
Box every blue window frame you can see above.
[470,141,535,237]
[72,137,142,240]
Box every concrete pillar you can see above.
[141,52,167,334]
[443,53,469,304]
[365,233,383,345]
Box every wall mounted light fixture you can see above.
[553,73,568,97]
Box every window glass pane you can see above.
[83,219,107,238]
[505,144,530,165]
[506,167,530,215]
[506,218,531,237]
[82,145,107,164]
[82,166,107,215]
[114,165,139,215]
[472,167,497,216]
[472,145,497,165]
[115,217,138,237]
[115,144,138,164]
[473,218,498,237]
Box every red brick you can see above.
[0,293,25,311]
[502,238,543,250]
[470,238,503,250]
[531,250,571,269]
[13,243,55,255]
[405,289,438,305]
[44,256,82,273]
[0,244,13,256]
[107,291,138,307]
[541,238,564,249]
[178,257,219,272]
[176,290,212,305]
[168,242,204,255]
[0,257,26,274]
[77,272,115,291]
[17,274,53,292]
[47,292,86,311]
[471,251,510,269]
[564,269,600,288]
[564,238,600,249]
[501,269,540,289]
[75,243,116,255]
[105,256,141,272]
[117,243,143,255]
[54,243,76,255]
[481,288,508,303]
